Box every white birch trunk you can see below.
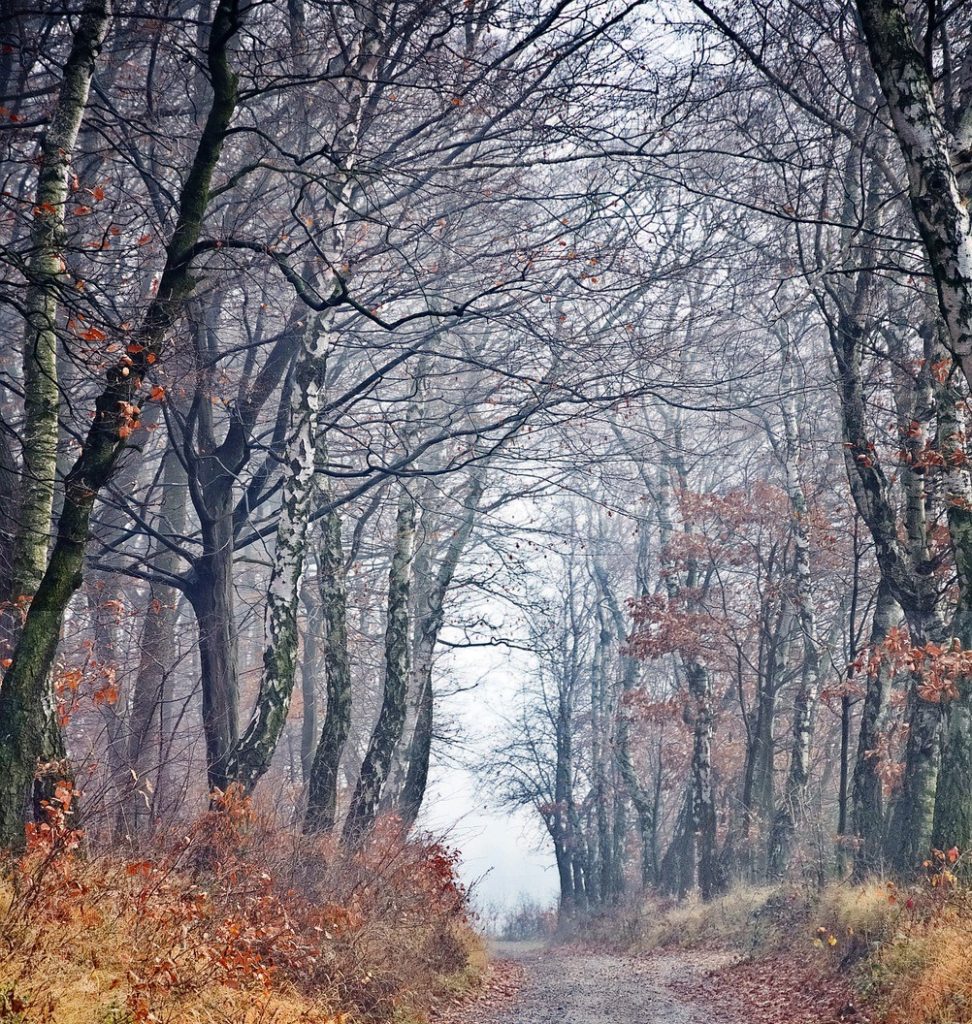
[856,0,972,391]
[769,335,824,876]
[9,0,112,599]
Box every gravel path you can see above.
[470,943,735,1024]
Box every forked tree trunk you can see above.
[592,559,656,886]
[659,452,719,898]
[396,471,485,828]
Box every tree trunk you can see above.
[610,765,627,903]
[300,585,321,784]
[768,337,825,878]
[591,617,613,905]
[304,499,352,833]
[226,315,329,792]
[398,674,433,829]
[126,448,188,832]
[342,488,417,840]
[592,559,656,886]
[397,472,485,828]
[686,660,719,898]
[187,509,240,794]
[888,683,942,870]
[0,0,110,845]
[852,580,897,876]
[741,599,790,877]
[932,364,972,854]
[8,0,111,602]
[218,0,381,789]
[855,0,972,394]
[828,281,945,874]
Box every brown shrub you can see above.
[0,784,482,1024]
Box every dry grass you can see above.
[813,881,902,952]
[868,923,972,1024]
[829,881,972,1024]
[638,885,780,950]
[609,873,972,1024]
[579,884,780,952]
[0,788,484,1024]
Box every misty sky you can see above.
[420,641,560,916]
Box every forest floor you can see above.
[440,941,867,1024]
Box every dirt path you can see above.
[457,943,737,1024]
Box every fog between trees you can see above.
[2,0,972,915]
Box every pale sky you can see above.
[420,641,560,916]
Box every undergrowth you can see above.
[0,783,484,1024]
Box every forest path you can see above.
[464,943,736,1024]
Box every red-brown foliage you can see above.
[0,786,481,1024]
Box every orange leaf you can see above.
[80,327,108,342]
[149,386,165,401]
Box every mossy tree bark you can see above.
[0,0,112,839]
[820,166,946,873]
[304,496,352,833]
[225,315,329,792]
[7,0,111,605]
[342,488,417,842]
[221,0,380,795]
